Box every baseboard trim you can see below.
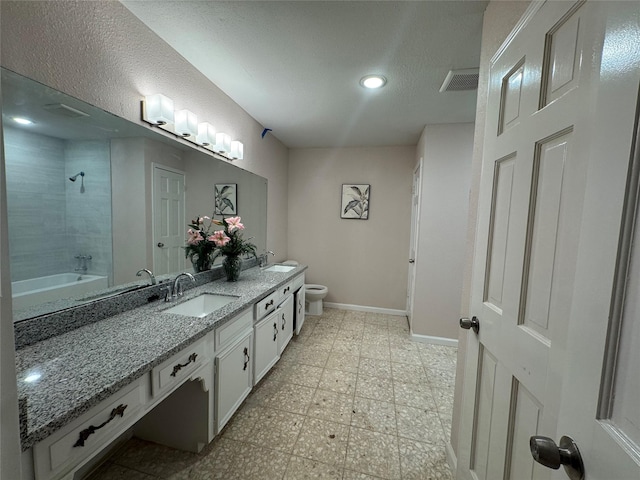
[410,333,458,347]
[324,302,407,317]
[445,441,457,475]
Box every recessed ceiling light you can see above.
[13,117,34,125]
[360,75,387,89]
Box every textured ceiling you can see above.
[122,1,488,148]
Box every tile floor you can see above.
[88,308,457,480]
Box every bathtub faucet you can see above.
[136,268,157,286]
[74,254,92,273]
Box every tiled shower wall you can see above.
[65,140,112,282]
[5,127,112,283]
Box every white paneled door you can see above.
[458,2,640,480]
[407,159,422,330]
[153,165,185,275]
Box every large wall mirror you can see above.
[2,68,267,322]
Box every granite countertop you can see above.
[15,265,307,450]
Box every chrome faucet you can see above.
[136,268,157,285]
[260,250,276,268]
[165,272,196,302]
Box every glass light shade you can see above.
[197,122,216,147]
[230,140,244,160]
[214,132,231,154]
[143,94,174,126]
[175,109,198,138]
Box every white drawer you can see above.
[33,377,148,480]
[279,281,294,299]
[254,291,278,320]
[292,273,305,291]
[215,307,253,350]
[151,337,208,398]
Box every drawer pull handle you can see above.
[265,299,274,310]
[170,352,198,377]
[282,313,286,330]
[273,322,278,341]
[243,347,250,371]
[283,286,290,294]
[73,404,127,447]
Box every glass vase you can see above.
[222,255,242,281]
[191,253,211,273]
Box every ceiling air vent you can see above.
[43,103,90,118]
[439,68,480,92]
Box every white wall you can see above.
[0,0,289,262]
[288,146,415,311]
[412,124,474,340]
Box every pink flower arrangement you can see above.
[185,215,256,272]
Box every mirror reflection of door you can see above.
[153,165,185,275]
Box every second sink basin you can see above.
[164,293,239,318]
[265,264,296,273]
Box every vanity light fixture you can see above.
[197,122,216,148]
[213,132,231,155]
[360,74,387,89]
[142,94,174,127]
[13,117,34,125]
[140,94,244,161]
[175,109,198,139]
[230,140,244,160]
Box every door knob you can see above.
[459,316,480,334]
[530,435,584,480]
[157,242,164,248]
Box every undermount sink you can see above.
[163,293,239,318]
[265,265,296,273]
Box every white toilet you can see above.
[283,260,329,316]
[305,284,329,316]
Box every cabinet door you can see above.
[277,295,294,354]
[215,329,253,433]
[254,311,280,384]
[294,287,306,335]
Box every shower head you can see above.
[69,171,84,182]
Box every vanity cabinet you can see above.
[293,276,306,335]
[150,337,208,399]
[21,269,307,480]
[253,311,280,383]
[32,377,149,480]
[276,294,294,354]
[214,328,253,433]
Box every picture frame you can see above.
[215,183,237,215]
[341,184,370,219]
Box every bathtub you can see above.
[12,273,110,310]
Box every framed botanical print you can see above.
[341,184,370,219]
[215,183,237,215]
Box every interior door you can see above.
[153,165,185,275]
[407,160,422,329]
[458,2,640,480]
